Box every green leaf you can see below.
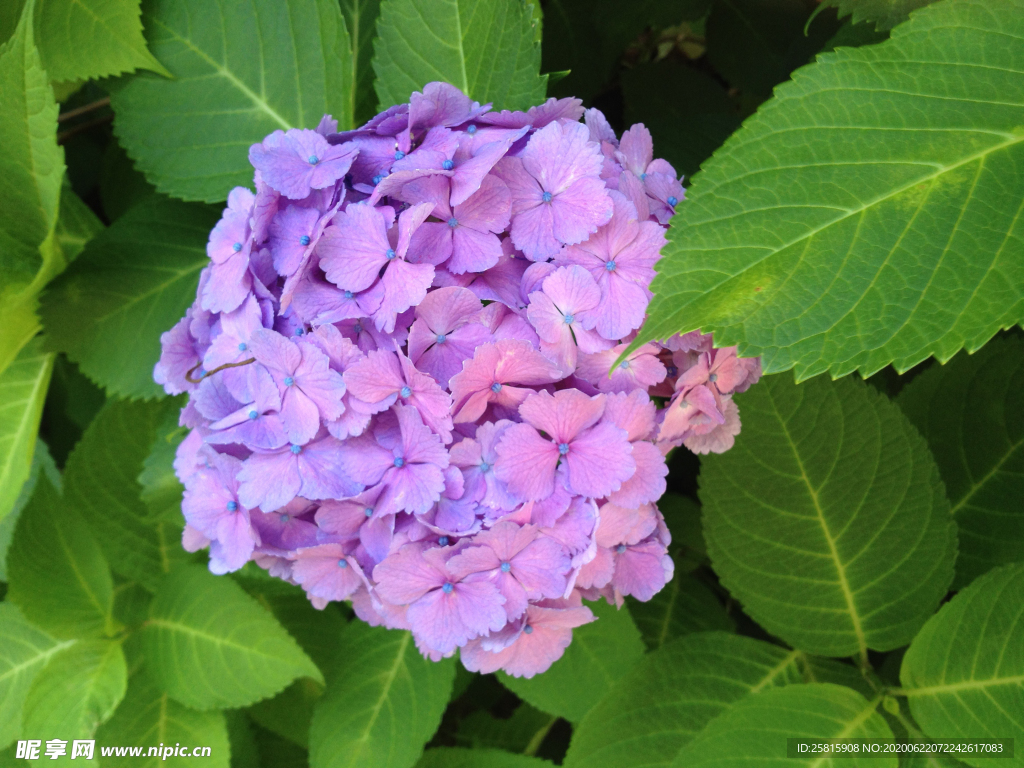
[34,0,169,83]
[225,710,260,768]
[565,632,817,768]
[0,439,58,581]
[498,599,644,723]
[54,182,103,264]
[63,397,187,590]
[900,563,1024,763]
[143,565,323,710]
[821,0,938,30]
[95,672,230,768]
[308,622,455,768]
[0,603,73,750]
[456,702,555,754]
[898,336,1024,588]
[41,195,219,399]
[0,0,64,289]
[247,678,322,748]
[416,749,554,768]
[340,0,381,127]
[21,640,128,746]
[628,574,734,651]
[137,403,187,525]
[0,337,53,526]
[109,0,352,202]
[700,374,956,659]
[6,471,117,639]
[372,0,546,113]
[640,0,1024,381]
[99,140,156,222]
[672,683,894,767]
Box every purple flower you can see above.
[494,389,635,501]
[448,522,569,620]
[337,404,450,517]
[182,453,258,572]
[526,265,612,373]
[248,329,346,445]
[291,543,368,605]
[154,313,201,395]
[373,543,507,654]
[198,365,289,451]
[249,128,358,199]
[318,202,435,332]
[407,287,493,388]
[237,435,361,512]
[556,192,665,341]
[449,420,520,512]
[343,348,453,442]
[495,121,613,261]
[405,175,511,274]
[575,343,667,394]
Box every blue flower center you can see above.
[248,410,258,420]
[709,373,718,383]
[386,248,396,260]
[280,514,290,522]
[300,235,310,246]
[605,260,617,271]
[523,625,533,634]
[308,156,319,164]
[290,444,302,454]
[619,360,630,370]
[447,217,459,228]
[479,462,491,472]
[400,386,412,398]
[226,501,238,512]
[491,382,502,393]
[196,368,206,378]
[343,290,354,299]
[666,365,678,377]
[338,558,348,568]
[640,172,647,180]
[558,442,570,455]
[667,196,678,207]
[232,242,242,252]
[353,324,363,333]
[541,191,553,203]
[365,507,374,517]
[679,399,690,409]
[393,456,405,468]
[500,561,511,573]
[441,581,454,593]
[442,159,454,170]
[438,536,450,546]
[284,376,294,386]
[294,327,304,336]
[238,342,247,351]
[372,174,384,185]
[435,334,447,344]
[616,544,627,554]
[467,125,477,134]
[563,313,574,324]
[394,150,406,160]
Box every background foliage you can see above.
[0,0,1021,766]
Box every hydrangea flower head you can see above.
[157,83,760,677]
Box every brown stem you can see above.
[58,96,111,122]
[58,114,114,143]
[185,357,257,384]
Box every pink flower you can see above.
[449,339,562,424]
[374,543,507,654]
[526,266,612,373]
[494,389,635,501]
[460,599,595,677]
[407,287,494,388]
